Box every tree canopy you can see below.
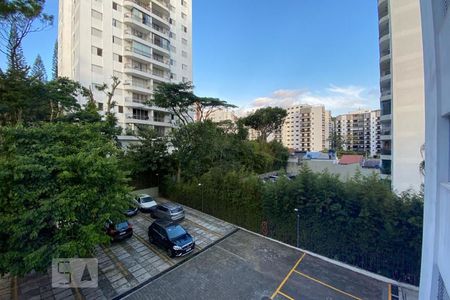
[150,82,236,124]
[30,54,47,81]
[0,122,130,276]
[242,106,287,142]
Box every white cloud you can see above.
[237,85,380,116]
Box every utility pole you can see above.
[294,208,300,248]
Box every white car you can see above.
[134,194,157,212]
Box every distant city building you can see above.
[58,0,192,136]
[334,110,381,157]
[206,109,238,123]
[377,0,425,192]
[419,1,450,299]
[281,105,330,152]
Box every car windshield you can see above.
[170,207,183,213]
[115,222,129,231]
[166,225,186,240]
[141,196,154,203]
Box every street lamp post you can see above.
[294,208,300,248]
[198,183,203,212]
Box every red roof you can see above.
[339,155,364,165]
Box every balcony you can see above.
[379,32,390,44]
[380,72,392,83]
[151,7,170,24]
[378,14,389,26]
[123,80,153,94]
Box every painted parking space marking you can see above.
[293,270,362,300]
[278,290,295,300]
[271,252,306,299]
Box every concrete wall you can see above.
[390,0,426,193]
[419,0,450,299]
[302,160,380,181]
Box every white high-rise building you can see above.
[58,0,192,136]
[281,105,330,152]
[377,0,425,192]
[334,110,381,157]
[419,0,450,299]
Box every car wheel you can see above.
[167,248,174,258]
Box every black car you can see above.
[105,220,133,241]
[147,220,195,257]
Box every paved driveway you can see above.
[125,229,418,300]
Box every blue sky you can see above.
[1,0,380,116]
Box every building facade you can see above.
[419,0,450,299]
[334,110,381,157]
[281,105,330,152]
[377,0,425,192]
[58,0,193,136]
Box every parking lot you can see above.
[125,229,419,300]
[0,198,419,300]
[0,198,236,300]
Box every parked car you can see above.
[124,200,139,217]
[105,220,133,241]
[150,202,185,222]
[134,194,157,212]
[147,220,195,257]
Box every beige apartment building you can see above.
[281,105,330,152]
[334,110,381,157]
[58,0,192,136]
[378,0,425,192]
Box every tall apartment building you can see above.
[334,110,381,157]
[281,105,330,152]
[377,0,425,192]
[206,109,238,123]
[58,0,193,136]
[419,1,450,299]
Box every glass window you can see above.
[91,9,102,20]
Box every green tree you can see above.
[46,77,81,121]
[6,23,27,72]
[0,122,130,276]
[0,0,53,59]
[31,54,47,82]
[242,107,287,142]
[150,82,236,124]
[52,40,58,79]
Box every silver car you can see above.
[151,202,185,222]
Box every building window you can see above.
[97,102,103,111]
[91,27,102,38]
[182,51,187,58]
[112,36,122,45]
[182,38,187,45]
[182,64,188,70]
[170,32,176,39]
[181,12,187,19]
[182,25,187,33]
[113,53,123,63]
[113,2,117,10]
[181,0,187,7]
[91,46,103,56]
[118,106,123,113]
[91,9,102,20]
[112,18,122,28]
